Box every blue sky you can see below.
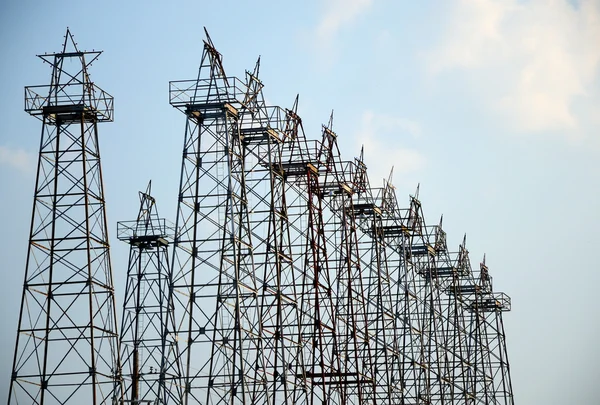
[1,0,599,403]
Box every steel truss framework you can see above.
[8,29,515,405]
[167,31,514,405]
[117,182,183,404]
[8,30,122,404]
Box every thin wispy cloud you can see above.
[424,0,600,135]
[0,146,34,173]
[354,110,425,186]
[316,0,373,42]
[313,0,374,66]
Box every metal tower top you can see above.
[25,28,114,122]
[117,181,175,248]
[9,28,121,405]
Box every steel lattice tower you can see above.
[165,30,515,405]
[8,29,122,405]
[169,31,266,404]
[319,118,376,404]
[6,27,517,405]
[117,182,183,404]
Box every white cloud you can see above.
[353,111,425,186]
[425,0,600,134]
[313,0,374,64]
[427,0,510,72]
[0,146,35,173]
[316,0,373,42]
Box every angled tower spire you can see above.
[292,94,299,110]
[242,56,265,115]
[352,145,368,194]
[327,109,334,129]
[200,27,228,85]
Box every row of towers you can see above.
[8,29,514,405]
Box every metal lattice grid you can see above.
[165,30,515,405]
[117,182,183,404]
[8,29,122,405]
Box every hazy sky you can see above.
[1,0,599,403]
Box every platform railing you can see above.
[25,83,114,122]
[117,218,175,241]
[169,77,247,110]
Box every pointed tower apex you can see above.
[243,56,265,112]
[203,26,216,48]
[326,110,334,131]
[63,28,79,53]
[40,28,102,64]
[198,27,228,85]
[291,94,300,114]
[30,29,110,121]
[253,56,261,78]
[136,180,159,229]
[387,167,395,186]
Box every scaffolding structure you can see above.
[8,29,514,405]
[8,30,122,404]
[166,32,514,405]
[117,182,183,404]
